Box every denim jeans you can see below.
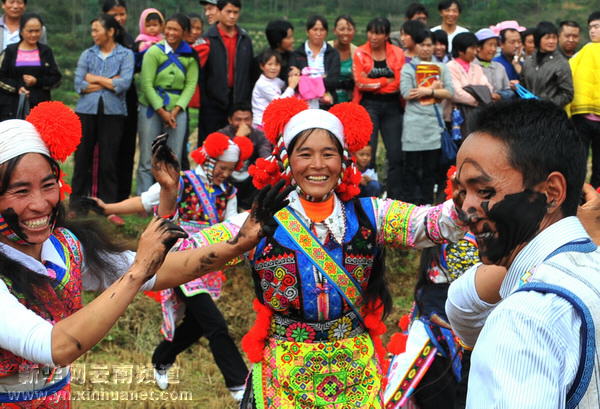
[361,98,404,199]
[136,105,188,194]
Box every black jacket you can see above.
[0,42,61,115]
[201,24,254,110]
[290,42,341,105]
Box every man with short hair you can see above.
[570,11,600,189]
[558,20,581,59]
[446,99,600,408]
[405,2,428,24]
[493,28,522,80]
[217,103,271,209]
[199,0,220,26]
[198,0,253,146]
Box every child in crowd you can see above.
[355,144,382,197]
[186,13,204,46]
[135,8,165,52]
[251,49,299,129]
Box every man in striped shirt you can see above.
[446,99,600,409]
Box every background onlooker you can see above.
[0,13,60,120]
[0,0,45,51]
[475,28,513,100]
[521,27,536,56]
[405,2,429,25]
[401,19,427,62]
[432,29,450,63]
[569,11,600,188]
[198,0,253,145]
[136,13,198,194]
[135,8,164,53]
[558,20,581,59]
[253,19,295,83]
[71,14,134,212]
[200,0,220,26]
[493,27,524,80]
[103,0,138,203]
[329,15,356,102]
[353,17,405,199]
[431,0,468,53]
[355,144,382,197]
[290,14,340,109]
[521,21,573,108]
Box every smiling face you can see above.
[164,20,185,48]
[440,2,460,27]
[478,37,498,61]
[334,18,355,46]
[455,133,551,266]
[0,154,59,257]
[212,160,236,186]
[289,129,343,201]
[2,0,25,20]
[539,33,558,53]
[433,40,447,59]
[203,4,220,25]
[260,55,281,79]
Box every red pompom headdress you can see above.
[249,98,373,201]
[191,132,254,172]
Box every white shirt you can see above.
[430,25,469,53]
[0,237,155,367]
[140,165,237,219]
[252,74,295,127]
[446,217,589,409]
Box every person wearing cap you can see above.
[431,0,468,54]
[521,21,573,109]
[178,97,468,407]
[0,101,291,407]
[490,21,526,81]
[199,0,220,26]
[474,28,514,100]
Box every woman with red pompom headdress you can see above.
[89,130,254,393]
[0,101,201,408]
[154,96,469,408]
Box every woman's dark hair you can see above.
[0,154,129,317]
[306,15,328,32]
[588,11,600,24]
[534,21,558,49]
[366,17,391,36]
[402,19,427,41]
[188,12,203,24]
[405,3,429,20]
[471,99,586,216]
[18,13,44,41]
[520,27,535,43]
[438,0,461,13]
[432,29,448,48]
[101,0,126,13]
[258,48,282,66]
[334,15,355,29]
[414,29,433,44]
[265,19,294,50]
[91,14,125,45]
[166,13,191,32]
[451,31,478,58]
[145,12,163,24]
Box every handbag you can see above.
[434,104,457,166]
[298,67,325,100]
[16,92,30,119]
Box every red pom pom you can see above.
[399,314,411,332]
[203,132,231,158]
[26,101,81,162]
[329,102,372,153]
[233,135,254,163]
[262,97,309,145]
[241,299,273,363]
[336,165,362,201]
[249,157,287,190]
[143,291,162,303]
[387,332,408,355]
[190,147,207,165]
[444,165,457,201]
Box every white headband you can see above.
[0,120,49,165]
[282,109,345,148]
[217,140,240,162]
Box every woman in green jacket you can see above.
[137,13,199,194]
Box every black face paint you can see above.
[474,189,548,265]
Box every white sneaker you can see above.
[154,368,169,390]
[229,387,245,402]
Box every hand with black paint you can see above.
[133,217,189,280]
[77,196,107,216]
[151,134,180,191]
[578,184,600,244]
[232,180,294,252]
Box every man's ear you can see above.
[542,171,567,214]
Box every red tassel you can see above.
[444,165,457,201]
[241,299,273,363]
[144,290,162,303]
[399,314,411,332]
[387,332,408,355]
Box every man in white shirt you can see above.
[446,99,600,409]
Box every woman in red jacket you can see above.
[353,17,406,199]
